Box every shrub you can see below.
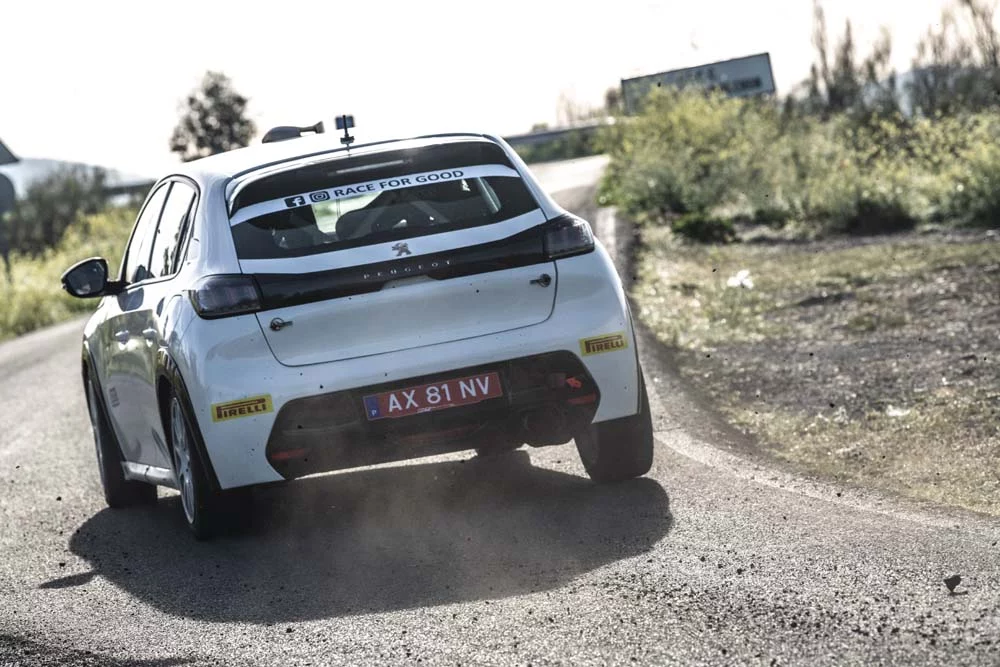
[671,212,736,243]
[843,199,917,235]
[601,88,1000,240]
[3,165,108,256]
[601,89,785,218]
[0,207,135,341]
[936,116,1000,226]
[752,206,793,228]
[514,128,602,164]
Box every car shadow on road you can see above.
[51,450,672,623]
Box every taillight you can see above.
[543,215,595,259]
[188,275,262,319]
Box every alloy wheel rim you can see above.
[170,399,196,524]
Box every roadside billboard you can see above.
[622,53,776,114]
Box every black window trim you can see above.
[225,134,501,215]
[149,178,199,281]
[119,175,201,290]
[118,182,170,284]
[229,173,540,261]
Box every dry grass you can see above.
[729,396,1000,516]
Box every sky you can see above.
[0,0,956,176]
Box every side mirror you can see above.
[61,257,121,298]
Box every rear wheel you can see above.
[574,371,654,483]
[86,377,157,508]
[169,395,226,540]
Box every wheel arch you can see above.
[155,348,223,493]
[80,340,130,463]
[624,299,645,415]
[81,339,94,408]
[80,338,100,393]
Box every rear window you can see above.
[229,142,540,260]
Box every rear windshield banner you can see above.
[230,164,519,226]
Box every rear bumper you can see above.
[266,351,599,479]
[171,244,638,489]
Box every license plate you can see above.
[362,372,503,421]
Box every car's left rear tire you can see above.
[574,371,654,483]
[86,376,157,509]
[168,395,227,540]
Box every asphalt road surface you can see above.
[2,157,999,666]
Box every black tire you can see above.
[167,394,225,540]
[574,371,654,483]
[86,376,157,508]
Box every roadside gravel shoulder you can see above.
[624,211,1000,520]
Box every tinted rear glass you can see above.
[229,142,540,260]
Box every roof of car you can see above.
[179,131,501,182]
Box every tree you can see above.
[963,0,1000,67]
[804,1,899,118]
[909,0,1000,116]
[604,86,623,115]
[555,92,608,126]
[169,71,256,162]
[0,211,11,282]
[5,166,107,256]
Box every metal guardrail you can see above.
[502,121,611,147]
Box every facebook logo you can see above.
[363,396,382,419]
[284,195,307,208]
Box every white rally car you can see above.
[62,127,653,538]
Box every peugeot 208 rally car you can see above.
[61,129,654,539]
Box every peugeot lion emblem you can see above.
[392,242,411,257]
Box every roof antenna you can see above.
[337,115,355,151]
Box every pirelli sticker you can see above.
[211,395,274,422]
[580,332,629,356]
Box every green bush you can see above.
[955,149,1000,226]
[752,206,793,228]
[0,207,135,341]
[671,212,736,243]
[601,88,1000,239]
[934,115,1000,226]
[514,128,603,164]
[600,89,784,217]
[843,199,917,235]
[2,165,109,256]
